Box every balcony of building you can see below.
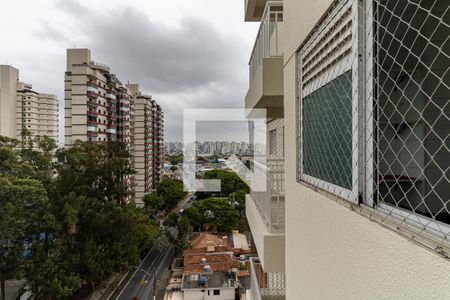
[245,0,282,22]
[246,1,283,118]
[246,158,285,273]
[247,257,285,300]
[89,60,111,72]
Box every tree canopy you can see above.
[0,135,160,299]
[156,178,187,210]
[203,170,249,196]
[183,198,240,232]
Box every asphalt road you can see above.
[110,243,166,300]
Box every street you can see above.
[108,242,167,300]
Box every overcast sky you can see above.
[0,0,258,143]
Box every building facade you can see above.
[0,65,58,141]
[244,0,450,299]
[65,49,164,204]
[127,84,164,202]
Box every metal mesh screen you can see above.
[298,0,359,202]
[250,118,285,233]
[298,0,450,247]
[250,257,286,300]
[368,0,450,242]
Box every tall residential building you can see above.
[0,65,58,141]
[243,0,450,299]
[127,84,164,202]
[65,49,164,205]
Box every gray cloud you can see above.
[55,0,88,15]
[49,0,251,141]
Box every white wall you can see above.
[183,287,235,300]
[282,0,450,299]
[0,65,19,138]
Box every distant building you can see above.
[0,65,58,142]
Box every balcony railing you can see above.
[249,1,283,82]
[249,257,285,300]
[251,158,285,233]
[89,60,111,72]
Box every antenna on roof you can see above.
[73,42,77,48]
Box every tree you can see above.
[55,140,135,205]
[183,198,240,232]
[143,193,164,216]
[0,137,162,298]
[176,217,192,251]
[166,154,183,166]
[231,189,247,211]
[156,178,187,210]
[164,212,179,227]
[0,177,50,300]
[201,170,249,197]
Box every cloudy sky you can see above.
[0,0,258,143]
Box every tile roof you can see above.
[190,232,229,249]
[183,251,240,274]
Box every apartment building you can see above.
[0,65,58,141]
[127,84,165,202]
[244,0,450,299]
[65,49,164,204]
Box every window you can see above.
[269,129,277,155]
[213,289,220,295]
[297,0,450,244]
[367,0,450,231]
[298,0,358,202]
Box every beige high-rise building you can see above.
[127,84,164,203]
[243,0,450,299]
[65,49,164,205]
[0,65,58,141]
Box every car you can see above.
[179,209,184,214]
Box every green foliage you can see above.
[176,217,192,251]
[202,170,249,197]
[157,178,187,210]
[183,198,240,232]
[0,134,160,299]
[166,154,183,166]
[164,212,179,227]
[143,193,164,216]
[56,141,135,205]
[231,189,246,211]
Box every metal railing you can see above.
[251,158,285,233]
[249,1,283,82]
[249,257,286,300]
[89,60,111,72]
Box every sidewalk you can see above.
[89,271,129,300]
[155,269,172,300]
